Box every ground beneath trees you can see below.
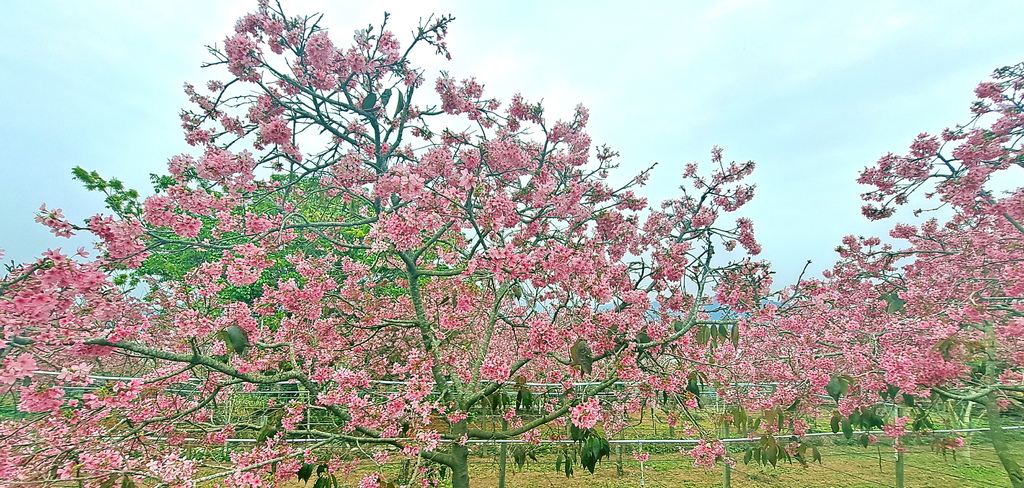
[271,438,1020,488]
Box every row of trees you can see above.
[1,2,1022,487]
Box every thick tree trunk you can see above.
[983,394,1024,488]
[450,443,471,488]
[443,418,474,488]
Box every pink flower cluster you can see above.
[570,397,600,429]
[87,215,148,267]
[882,415,909,440]
[17,386,64,413]
[34,205,74,237]
[0,354,36,385]
[146,453,197,488]
[223,243,274,286]
[685,440,727,469]
[225,32,261,82]
[526,319,561,354]
[435,76,485,119]
[479,353,512,383]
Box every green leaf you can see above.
[486,391,507,413]
[569,422,585,441]
[394,90,405,118]
[743,448,753,465]
[868,413,885,430]
[72,166,92,183]
[361,92,377,111]
[380,88,393,109]
[841,417,854,439]
[223,325,250,355]
[734,407,748,432]
[255,425,277,443]
[696,325,711,345]
[882,292,906,313]
[825,376,847,402]
[811,446,822,464]
[581,439,598,474]
[686,377,701,398]
[516,388,534,411]
[297,464,314,483]
[859,433,870,448]
[512,445,527,470]
[766,445,778,467]
[598,437,611,459]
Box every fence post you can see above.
[895,448,905,488]
[895,407,905,488]
[651,407,657,435]
[616,442,624,476]
[723,424,731,488]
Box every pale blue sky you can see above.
[1,1,1021,284]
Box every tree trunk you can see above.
[445,418,473,488]
[497,419,509,488]
[959,401,973,465]
[450,442,471,488]
[983,394,1024,488]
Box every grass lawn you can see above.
[267,436,1019,488]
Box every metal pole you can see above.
[616,442,624,476]
[723,423,731,488]
[895,407,905,488]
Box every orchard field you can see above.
[2,2,1023,488]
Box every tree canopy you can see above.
[2,2,1023,487]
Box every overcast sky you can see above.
[1,1,1021,285]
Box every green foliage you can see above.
[296,462,341,488]
[881,291,907,313]
[73,167,401,303]
[825,375,852,403]
[72,166,142,217]
[742,435,821,468]
[557,426,612,476]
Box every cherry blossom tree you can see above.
[733,62,1024,487]
[0,3,770,487]
[855,62,1024,487]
